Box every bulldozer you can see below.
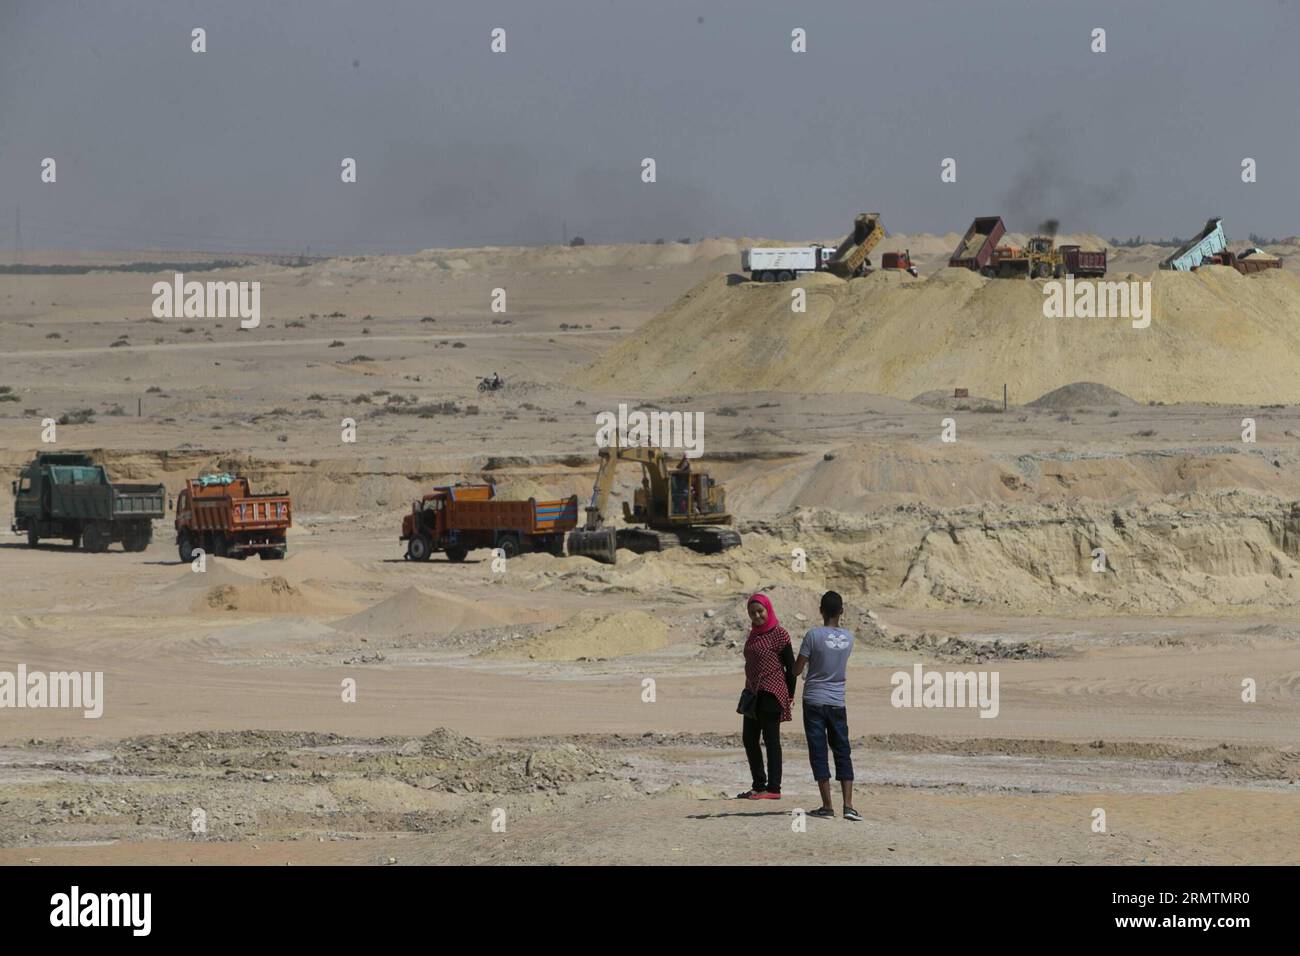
[985,235,1060,278]
[566,440,741,565]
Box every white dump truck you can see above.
[741,246,831,282]
[742,214,884,282]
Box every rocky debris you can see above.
[877,631,1049,662]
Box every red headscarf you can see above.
[746,593,779,638]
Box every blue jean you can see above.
[802,701,853,782]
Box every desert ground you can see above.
[2,234,1299,865]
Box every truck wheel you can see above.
[259,548,285,561]
[445,544,469,562]
[178,532,196,563]
[549,536,566,557]
[82,523,109,553]
[777,270,793,282]
[26,528,38,548]
[124,524,151,553]
[1035,262,1052,279]
[981,266,995,278]
[497,535,520,559]
[407,535,433,562]
[213,533,229,558]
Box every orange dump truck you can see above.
[401,484,578,562]
[175,474,291,561]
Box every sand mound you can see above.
[1028,381,1138,408]
[587,268,1300,404]
[276,550,378,585]
[196,575,357,615]
[482,609,670,661]
[331,586,545,638]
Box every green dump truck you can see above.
[11,452,166,552]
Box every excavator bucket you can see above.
[567,527,617,564]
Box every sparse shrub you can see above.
[328,340,345,347]
[46,332,60,339]
[58,408,96,425]
[452,342,466,348]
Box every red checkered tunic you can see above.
[744,625,793,722]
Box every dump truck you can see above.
[11,452,165,552]
[175,473,292,561]
[949,217,1006,271]
[825,213,884,278]
[741,246,832,282]
[567,439,740,565]
[1059,244,1107,277]
[401,484,578,562]
[1161,218,1227,271]
[1199,248,1282,275]
[880,250,918,276]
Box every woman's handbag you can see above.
[736,687,757,719]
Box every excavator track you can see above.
[677,526,742,554]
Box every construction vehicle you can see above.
[742,246,833,282]
[1059,244,1107,277]
[740,213,884,282]
[949,217,1006,271]
[401,484,578,562]
[985,236,1107,279]
[11,452,165,552]
[825,213,884,278]
[1161,218,1227,271]
[880,250,918,276]
[742,246,832,282]
[176,473,292,561]
[1198,247,1282,275]
[567,439,740,565]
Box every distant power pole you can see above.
[15,205,22,262]
[562,219,567,246]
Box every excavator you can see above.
[566,439,741,565]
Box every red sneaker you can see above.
[751,791,782,799]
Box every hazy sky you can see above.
[2,0,1298,253]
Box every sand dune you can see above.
[589,267,1300,404]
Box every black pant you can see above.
[742,691,783,793]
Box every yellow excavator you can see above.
[567,439,741,565]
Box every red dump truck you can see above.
[1200,248,1283,275]
[1059,245,1107,277]
[401,484,579,562]
[175,474,291,561]
[949,217,1006,271]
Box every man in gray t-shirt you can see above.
[794,591,859,821]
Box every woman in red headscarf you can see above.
[737,592,797,799]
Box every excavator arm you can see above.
[570,440,669,563]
